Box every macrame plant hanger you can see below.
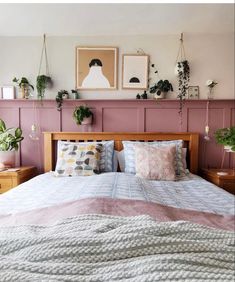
[176,33,186,64]
[175,33,187,131]
[38,34,50,82]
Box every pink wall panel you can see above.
[0,99,234,172]
[20,107,60,172]
[102,108,139,132]
[145,108,181,132]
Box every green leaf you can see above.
[15,128,22,138]
[0,119,6,132]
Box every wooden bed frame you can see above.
[44,132,199,174]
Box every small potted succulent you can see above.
[73,105,93,125]
[13,77,34,99]
[36,75,53,100]
[0,119,24,168]
[214,127,235,152]
[150,80,173,99]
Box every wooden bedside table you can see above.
[201,168,235,195]
[0,166,37,194]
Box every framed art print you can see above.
[122,54,149,89]
[0,86,15,99]
[187,86,199,99]
[76,46,118,90]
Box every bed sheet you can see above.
[0,172,234,216]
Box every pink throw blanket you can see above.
[0,197,234,230]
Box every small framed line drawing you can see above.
[122,54,149,89]
[0,86,15,99]
[187,86,199,99]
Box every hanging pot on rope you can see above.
[36,34,53,100]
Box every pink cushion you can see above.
[135,144,176,180]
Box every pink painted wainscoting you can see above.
[0,99,234,173]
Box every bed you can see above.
[0,132,234,281]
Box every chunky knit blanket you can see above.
[0,214,234,281]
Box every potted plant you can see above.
[0,119,24,168]
[13,77,34,99]
[214,127,235,152]
[55,90,69,111]
[150,79,173,99]
[73,105,93,125]
[36,75,52,100]
[175,60,190,114]
[71,89,80,99]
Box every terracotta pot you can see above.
[81,116,92,125]
[0,150,16,168]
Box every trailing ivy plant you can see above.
[176,60,190,114]
[36,75,52,100]
[73,105,93,125]
[56,90,69,111]
[13,77,34,98]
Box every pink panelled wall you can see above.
[0,99,234,173]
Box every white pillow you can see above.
[117,150,125,172]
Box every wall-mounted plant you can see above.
[175,33,190,116]
[56,90,69,111]
[36,75,52,100]
[37,34,52,100]
[150,79,173,99]
[73,105,93,125]
[12,77,34,99]
[214,127,235,152]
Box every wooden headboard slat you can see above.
[44,132,199,174]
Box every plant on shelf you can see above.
[55,90,69,111]
[214,127,235,152]
[36,75,52,100]
[150,79,173,99]
[0,119,24,168]
[12,77,34,99]
[73,105,93,125]
[206,79,218,99]
[71,89,80,99]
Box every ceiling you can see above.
[0,3,234,36]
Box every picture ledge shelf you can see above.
[0,99,234,102]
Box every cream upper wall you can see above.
[0,33,234,99]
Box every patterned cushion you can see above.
[57,140,114,172]
[123,140,184,175]
[55,143,102,176]
[135,144,176,180]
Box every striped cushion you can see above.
[123,140,184,176]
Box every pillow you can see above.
[55,143,102,176]
[113,150,119,172]
[117,150,125,172]
[182,148,187,169]
[123,140,184,176]
[57,140,114,172]
[135,144,176,180]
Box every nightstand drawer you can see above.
[0,178,13,194]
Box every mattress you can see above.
[0,172,234,216]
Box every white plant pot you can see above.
[154,92,167,99]
[224,145,234,152]
[0,150,16,168]
[81,116,92,125]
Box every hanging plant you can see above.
[175,33,190,116]
[37,34,52,100]
[36,75,52,99]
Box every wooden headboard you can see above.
[44,132,199,174]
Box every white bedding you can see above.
[0,172,234,216]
